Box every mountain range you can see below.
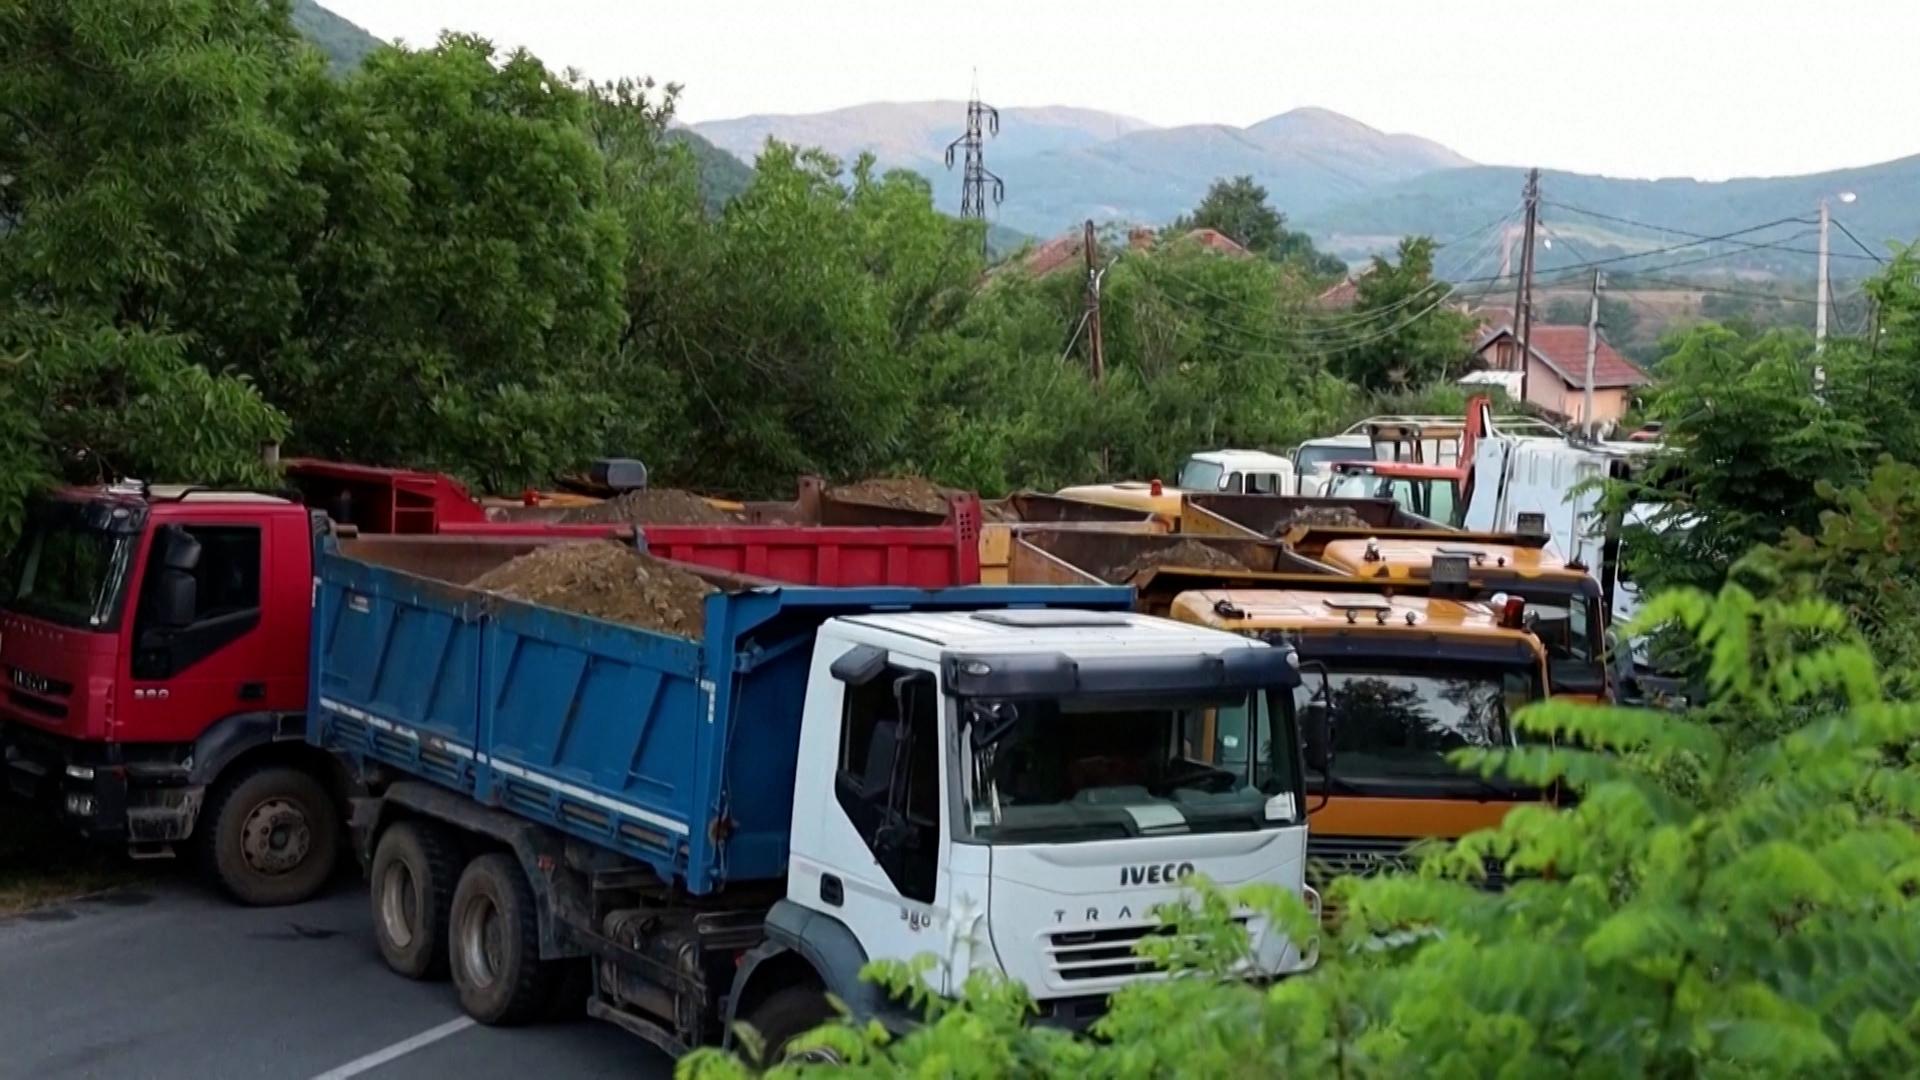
[300,2,1914,280]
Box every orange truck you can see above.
[1308,535,1611,703]
[1001,529,1553,894]
[1183,493,1612,703]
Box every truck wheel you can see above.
[198,764,341,907]
[370,821,463,980]
[448,853,557,1025]
[744,987,839,1064]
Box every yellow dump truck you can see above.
[1169,587,1550,893]
[1312,536,1611,702]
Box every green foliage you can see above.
[1174,175,1345,277]
[688,587,1920,1079]
[1618,250,1920,599]
[1334,237,1478,390]
[0,0,300,543]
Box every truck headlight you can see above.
[65,764,95,781]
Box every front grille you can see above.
[8,666,73,698]
[7,690,66,719]
[1047,917,1252,982]
[1310,837,1511,923]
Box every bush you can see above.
[683,585,1920,1078]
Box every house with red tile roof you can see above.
[1471,324,1649,425]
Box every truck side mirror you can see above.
[148,526,202,630]
[1297,661,1335,774]
[1301,701,1334,773]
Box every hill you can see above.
[1302,156,1920,282]
[692,101,1153,174]
[988,108,1471,236]
[290,0,383,73]
[695,103,1471,238]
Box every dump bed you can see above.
[732,478,1164,583]
[1178,494,1439,539]
[308,533,1126,894]
[1007,529,1328,587]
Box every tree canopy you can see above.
[1173,175,1347,277]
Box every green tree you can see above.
[207,34,631,493]
[1174,176,1345,278]
[1333,236,1476,390]
[0,0,300,541]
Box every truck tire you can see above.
[448,853,557,1025]
[370,821,463,980]
[744,987,839,1064]
[198,764,341,907]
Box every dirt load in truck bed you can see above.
[1268,506,1370,534]
[829,477,953,515]
[558,489,741,526]
[1105,540,1249,584]
[469,541,718,637]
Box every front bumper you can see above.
[1,723,195,843]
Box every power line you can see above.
[1828,216,1889,265]
[1543,201,1881,263]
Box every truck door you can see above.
[820,657,953,991]
[123,522,269,744]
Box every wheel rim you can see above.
[239,797,312,876]
[379,860,419,949]
[458,892,505,989]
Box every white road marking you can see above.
[308,1017,477,1080]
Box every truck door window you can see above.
[1224,471,1243,493]
[1246,472,1281,495]
[834,665,939,903]
[131,525,263,679]
[1297,662,1532,795]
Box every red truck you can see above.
[0,468,981,906]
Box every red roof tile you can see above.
[1474,324,1648,389]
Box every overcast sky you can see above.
[324,0,1916,180]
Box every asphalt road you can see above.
[0,874,671,1080]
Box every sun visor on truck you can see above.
[942,645,1299,700]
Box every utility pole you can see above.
[1583,269,1604,438]
[944,81,1005,258]
[1510,168,1541,405]
[1815,196,1831,351]
[1083,220,1105,385]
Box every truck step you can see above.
[127,842,177,861]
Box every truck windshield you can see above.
[961,690,1304,844]
[1176,460,1224,492]
[1294,445,1363,476]
[1,503,138,630]
[1298,660,1537,794]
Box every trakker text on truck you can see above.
[314,532,1319,1056]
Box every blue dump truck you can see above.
[310,530,1319,1060]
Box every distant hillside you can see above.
[692,101,1153,174]
[665,130,755,210]
[990,108,1470,236]
[290,0,383,73]
[1302,155,1920,282]
[695,104,1471,237]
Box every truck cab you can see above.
[1324,461,1465,525]
[1,484,342,904]
[778,608,1316,1019]
[1315,536,1612,702]
[1165,588,1550,899]
[1173,450,1297,497]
